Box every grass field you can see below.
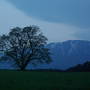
[0,70,90,90]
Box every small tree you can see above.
[0,25,52,70]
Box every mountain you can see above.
[46,40,90,70]
[0,40,90,70]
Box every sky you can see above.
[0,0,90,42]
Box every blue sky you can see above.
[0,0,90,42]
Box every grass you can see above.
[0,70,90,90]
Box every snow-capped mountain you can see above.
[0,40,90,70]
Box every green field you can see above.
[0,70,90,90]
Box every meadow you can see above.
[0,70,90,90]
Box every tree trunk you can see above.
[20,66,26,71]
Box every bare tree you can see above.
[0,25,52,70]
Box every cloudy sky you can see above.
[0,0,90,42]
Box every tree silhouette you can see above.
[0,25,52,70]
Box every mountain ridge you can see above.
[0,40,90,70]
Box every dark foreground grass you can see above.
[0,70,90,90]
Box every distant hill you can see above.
[66,61,90,72]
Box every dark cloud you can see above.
[7,0,90,28]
